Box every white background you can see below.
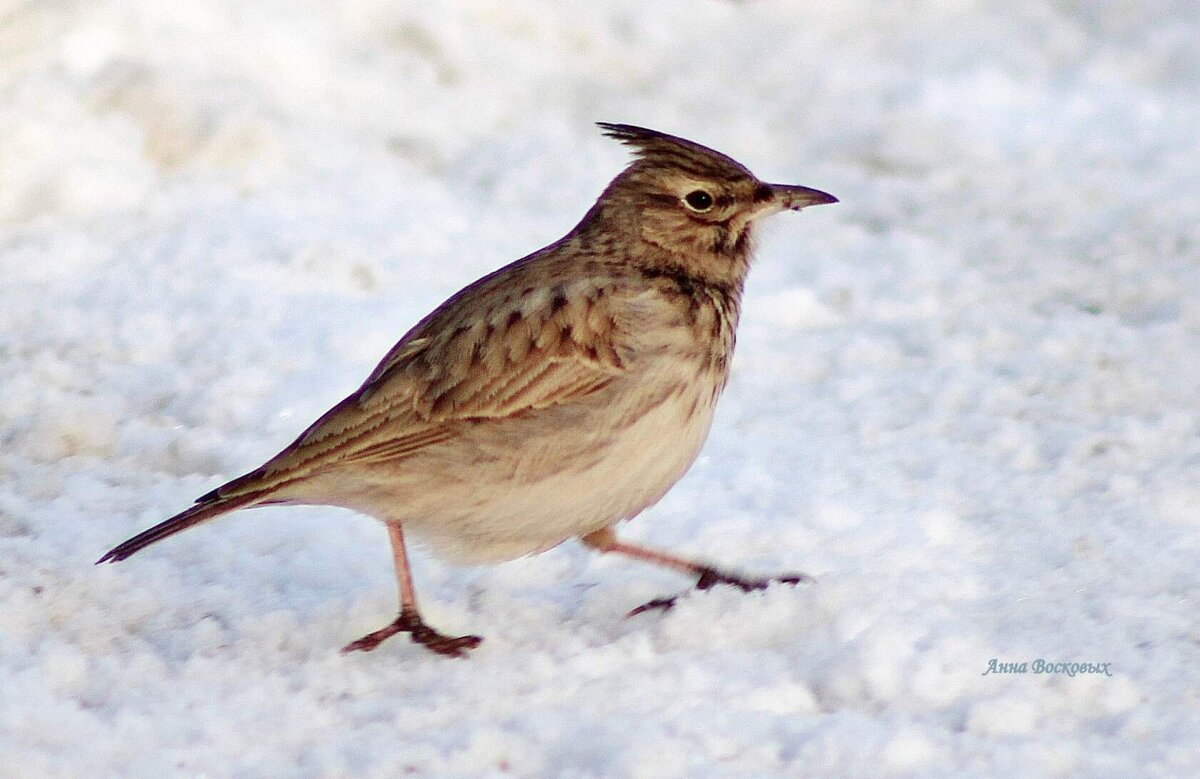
[2,1,1198,776]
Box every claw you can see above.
[627,596,681,616]
[629,569,813,617]
[696,568,814,592]
[341,608,483,657]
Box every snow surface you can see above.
[2,1,1199,776]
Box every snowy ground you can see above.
[3,1,1199,776]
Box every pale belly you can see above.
[414,387,717,562]
[323,374,721,564]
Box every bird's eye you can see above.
[683,190,714,212]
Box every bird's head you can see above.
[592,123,836,284]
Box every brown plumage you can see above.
[99,123,837,656]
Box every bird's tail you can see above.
[97,489,267,564]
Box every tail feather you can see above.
[97,491,264,564]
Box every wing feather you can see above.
[245,278,633,479]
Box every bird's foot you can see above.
[341,608,483,657]
[695,567,813,592]
[629,567,813,616]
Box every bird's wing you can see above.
[223,280,639,493]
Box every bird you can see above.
[99,123,837,657]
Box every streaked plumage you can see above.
[100,124,837,656]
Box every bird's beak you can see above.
[766,183,838,211]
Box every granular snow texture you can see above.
[2,2,1198,776]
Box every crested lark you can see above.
[100,124,837,657]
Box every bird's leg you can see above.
[341,523,482,657]
[580,528,812,615]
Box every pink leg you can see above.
[580,528,811,614]
[341,523,482,657]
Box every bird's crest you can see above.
[597,122,753,182]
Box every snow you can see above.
[2,1,1198,775]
